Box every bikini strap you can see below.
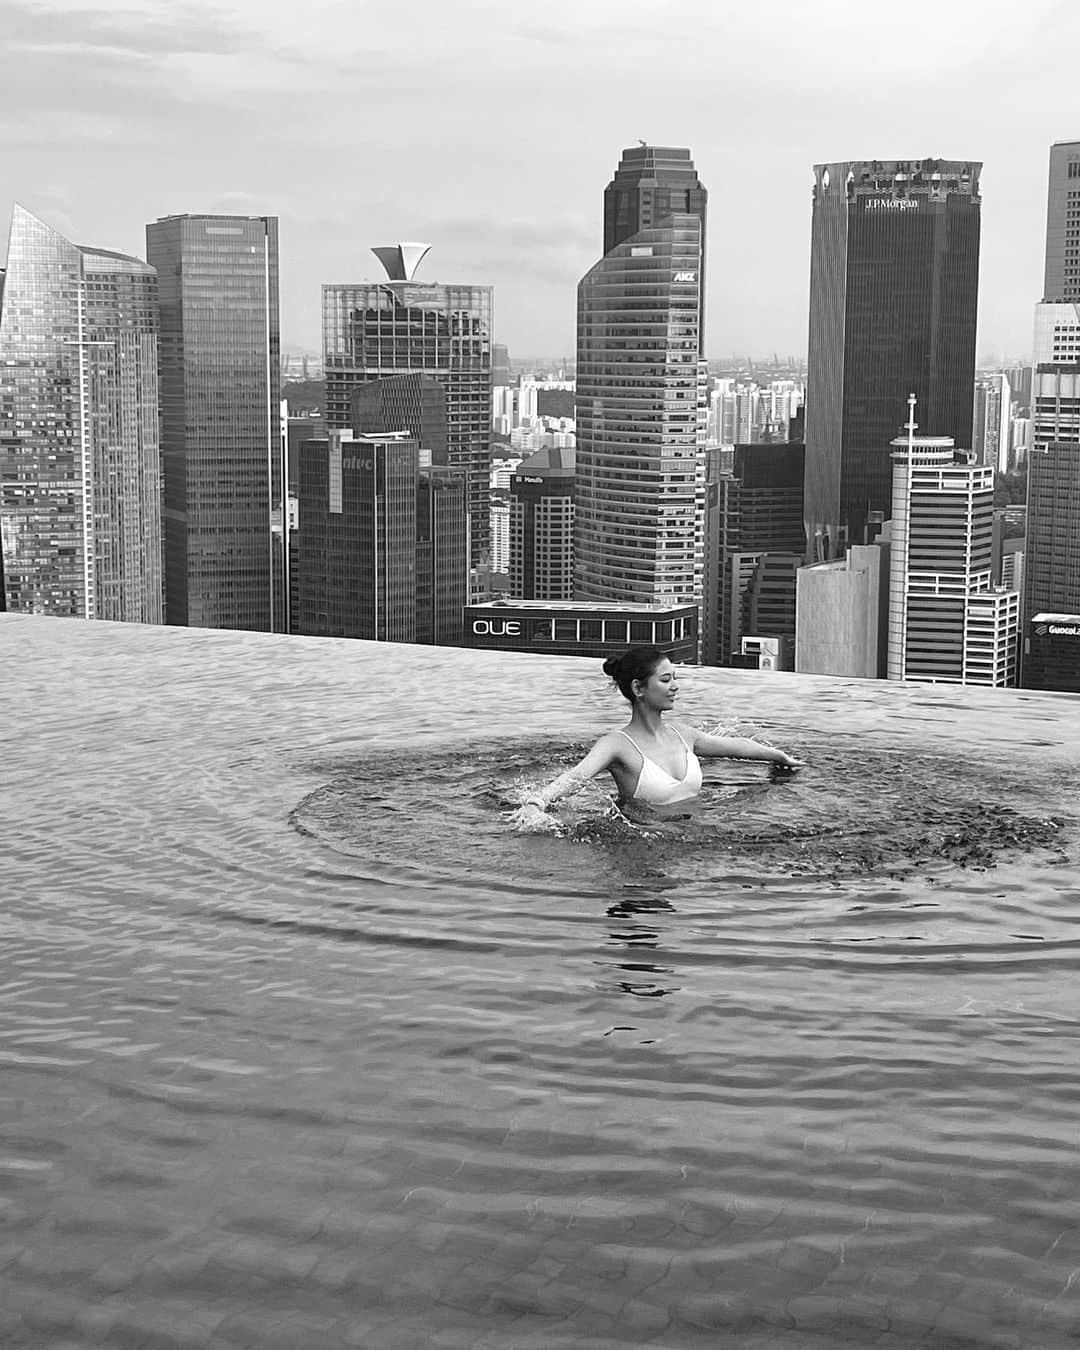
[671,724,693,752]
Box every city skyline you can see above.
[2,0,1078,361]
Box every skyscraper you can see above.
[575,146,708,610]
[296,430,419,641]
[1023,139,1080,689]
[702,442,805,665]
[1042,139,1080,303]
[509,446,575,601]
[972,372,1012,472]
[805,159,982,558]
[145,213,282,631]
[0,204,162,622]
[295,427,467,646]
[322,245,493,565]
[887,409,1017,687]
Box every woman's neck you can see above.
[629,705,665,738]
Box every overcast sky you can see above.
[2,0,1076,361]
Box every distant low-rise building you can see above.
[462,600,698,661]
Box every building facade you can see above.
[416,465,468,646]
[575,146,708,610]
[1025,613,1080,692]
[1021,145,1080,689]
[0,204,162,622]
[887,420,1017,686]
[972,372,1012,472]
[322,246,492,565]
[702,442,805,665]
[796,544,890,678]
[1042,140,1080,304]
[805,159,982,558]
[509,447,575,601]
[295,430,419,641]
[146,213,282,631]
[1023,363,1080,648]
[462,600,698,661]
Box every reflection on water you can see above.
[2,615,1080,1349]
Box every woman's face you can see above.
[634,657,678,709]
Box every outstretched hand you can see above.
[506,803,559,832]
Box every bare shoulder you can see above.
[589,728,634,767]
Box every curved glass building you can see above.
[574,147,708,610]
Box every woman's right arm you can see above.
[511,736,619,826]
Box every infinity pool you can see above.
[2,614,1078,1348]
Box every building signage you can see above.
[472,619,521,636]
[521,476,544,484]
[864,198,919,212]
[342,457,375,471]
[1037,622,1079,637]
[673,271,697,282]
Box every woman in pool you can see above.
[511,646,801,826]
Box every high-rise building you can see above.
[805,159,982,558]
[322,244,492,565]
[295,427,468,646]
[1042,140,1080,303]
[146,213,282,631]
[701,442,805,665]
[509,446,575,601]
[575,146,707,612]
[1,204,162,622]
[1022,143,1080,689]
[1023,360,1080,636]
[415,464,468,647]
[972,372,1012,472]
[295,430,419,641]
[886,412,1017,687]
[350,370,469,643]
[796,543,890,679]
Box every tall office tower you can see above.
[146,214,282,631]
[350,370,469,643]
[701,442,805,665]
[489,491,512,572]
[1023,141,1080,688]
[323,245,492,565]
[416,465,468,646]
[295,430,419,641]
[972,372,1012,470]
[887,412,1017,686]
[0,204,162,622]
[509,446,575,600]
[575,146,707,611]
[805,159,982,558]
[492,343,510,388]
[1042,139,1080,303]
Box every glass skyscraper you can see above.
[323,247,492,565]
[0,204,162,622]
[574,146,708,609]
[145,214,282,631]
[805,159,982,559]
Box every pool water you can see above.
[2,614,1079,1349]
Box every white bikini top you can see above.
[615,727,703,805]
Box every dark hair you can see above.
[602,646,670,704]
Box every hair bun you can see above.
[601,654,622,679]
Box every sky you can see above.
[2,0,1077,361]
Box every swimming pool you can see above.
[2,614,1078,1348]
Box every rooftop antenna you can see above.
[905,392,918,452]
